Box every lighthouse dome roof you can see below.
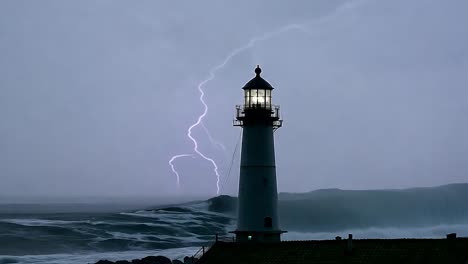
[242,66,274,90]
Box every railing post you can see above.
[215,233,218,242]
[202,246,205,255]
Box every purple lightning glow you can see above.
[169,0,369,194]
[170,24,311,195]
[201,122,227,153]
[169,154,194,188]
[186,76,221,194]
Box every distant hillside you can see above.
[208,183,468,232]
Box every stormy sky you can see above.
[1,0,467,197]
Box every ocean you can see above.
[0,199,231,264]
[1,187,468,264]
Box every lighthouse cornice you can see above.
[233,104,282,128]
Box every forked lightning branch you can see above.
[168,0,368,195]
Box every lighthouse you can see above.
[232,66,285,242]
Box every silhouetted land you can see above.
[208,183,468,231]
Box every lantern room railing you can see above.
[233,105,282,129]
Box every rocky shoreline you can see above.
[94,255,198,264]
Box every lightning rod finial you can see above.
[255,65,261,76]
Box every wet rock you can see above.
[183,256,198,264]
[95,261,115,264]
[95,255,173,264]
[207,195,237,213]
[172,260,183,264]
[140,256,172,264]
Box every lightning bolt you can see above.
[169,154,194,189]
[201,122,227,153]
[172,24,310,195]
[186,77,221,194]
[169,0,370,195]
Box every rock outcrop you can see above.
[93,255,183,264]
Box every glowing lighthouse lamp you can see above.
[232,66,285,242]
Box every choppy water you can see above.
[1,192,468,264]
[0,201,233,264]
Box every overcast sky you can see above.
[1,0,467,197]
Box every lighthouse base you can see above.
[231,230,286,243]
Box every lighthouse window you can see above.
[244,90,250,106]
[257,89,265,106]
[266,90,271,108]
[250,89,258,105]
[244,89,271,108]
[264,217,273,228]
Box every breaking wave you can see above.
[0,202,233,256]
[1,184,468,263]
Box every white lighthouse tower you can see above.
[232,66,284,242]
